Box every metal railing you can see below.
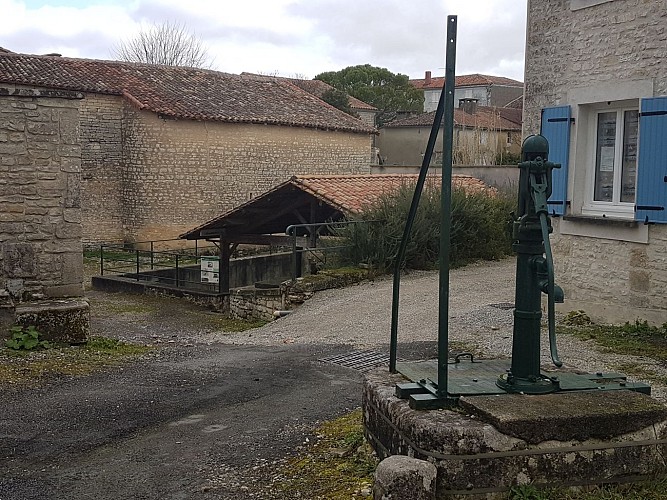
[97,239,221,293]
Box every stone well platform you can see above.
[363,368,667,498]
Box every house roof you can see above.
[0,53,376,134]
[410,73,523,90]
[383,106,522,131]
[242,74,377,112]
[181,173,491,240]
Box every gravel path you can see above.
[217,258,667,402]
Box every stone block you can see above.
[65,173,81,208]
[373,455,436,500]
[15,298,89,343]
[43,283,84,298]
[2,243,35,278]
[55,221,83,240]
[629,269,650,293]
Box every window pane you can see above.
[621,110,638,203]
[594,112,616,202]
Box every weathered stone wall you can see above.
[79,93,125,244]
[118,106,371,243]
[229,287,283,322]
[551,219,667,324]
[0,89,84,301]
[524,0,667,323]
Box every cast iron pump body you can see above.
[497,135,565,394]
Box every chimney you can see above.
[459,98,478,115]
[425,71,432,85]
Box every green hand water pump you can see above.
[496,134,565,394]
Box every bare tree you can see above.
[114,21,214,68]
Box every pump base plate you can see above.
[395,358,650,408]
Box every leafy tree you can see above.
[113,21,213,68]
[321,88,357,117]
[315,65,423,125]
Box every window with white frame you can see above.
[541,96,667,224]
[587,105,638,214]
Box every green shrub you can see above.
[337,182,514,272]
[5,325,52,351]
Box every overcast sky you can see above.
[1,0,528,81]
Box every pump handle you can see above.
[539,212,562,368]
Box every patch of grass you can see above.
[0,335,152,389]
[558,320,667,361]
[610,362,667,386]
[508,477,667,499]
[275,408,378,499]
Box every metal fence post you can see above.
[135,249,140,280]
[100,244,104,276]
[175,254,180,288]
[150,241,154,270]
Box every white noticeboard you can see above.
[200,257,219,284]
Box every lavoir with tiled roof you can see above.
[181,173,492,241]
[409,71,524,112]
[180,173,490,291]
[0,52,377,245]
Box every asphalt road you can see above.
[1,343,364,499]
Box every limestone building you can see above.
[0,53,376,245]
[523,0,667,323]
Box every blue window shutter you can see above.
[540,106,571,216]
[635,97,667,224]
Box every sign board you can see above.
[200,257,219,284]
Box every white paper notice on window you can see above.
[599,146,615,172]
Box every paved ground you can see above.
[1,258,664,499]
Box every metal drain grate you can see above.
[319,350,390,372]
[489,302,515,310]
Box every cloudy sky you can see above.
[1,0,528,81]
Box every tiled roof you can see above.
[181,173,492,239]
[383,106,522,131]
[0,53,375,134]
[241,73,377,111]
[410,73,523,90]
[292,174,492,213]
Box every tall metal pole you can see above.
[437,15,457,397]
[389,81,448,373]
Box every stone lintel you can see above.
[460,391,667,444]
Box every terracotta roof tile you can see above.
[293,174,493,214]
[410,73,523,90]
[383,106,521,131]
[0,53,375,134]
[181,173,494,239]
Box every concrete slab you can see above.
[460,391,667,444]
[363,368,667,497]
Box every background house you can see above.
[410,72,524,113]
[0,53,376,246]
[377,101,522,167]
[524,0,667,324]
